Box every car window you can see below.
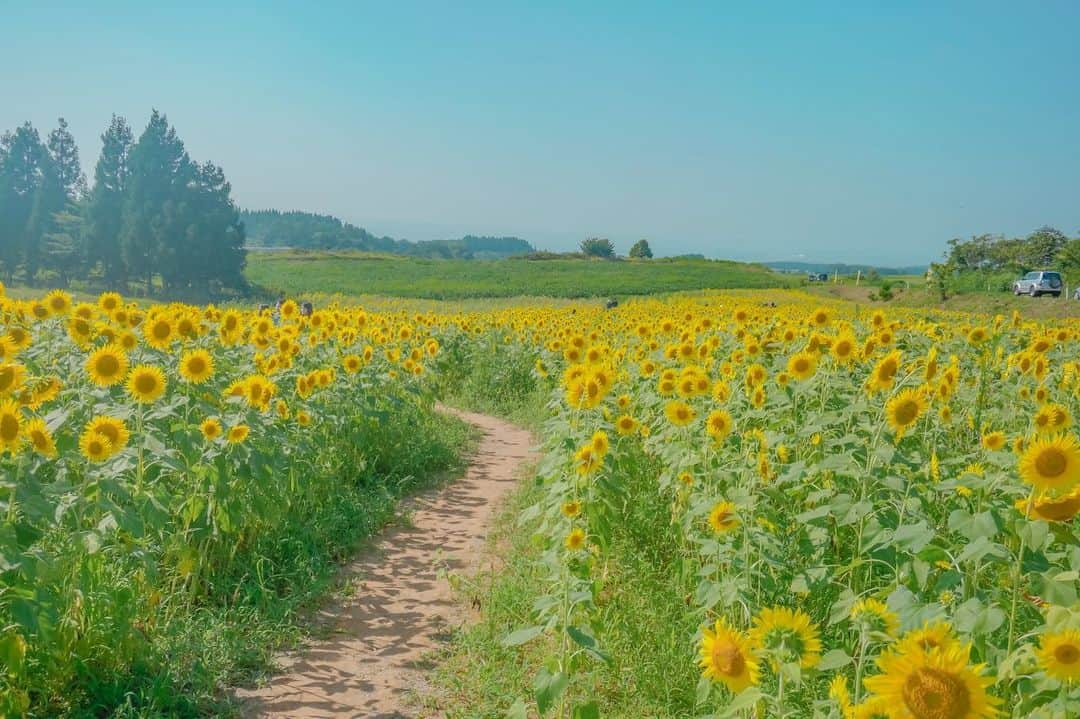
[1044,272,1061,280]
[1025,272,1036,279]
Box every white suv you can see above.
[1013,270,1063,297]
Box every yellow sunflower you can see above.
[981,431,1006,452]
[699,618,759,693]
[0,363,26,396]
[85,345,129,387]
[0,400,23,453]
[850,597,900,636]
[615,414,638,435]
[896,622,962,656]
[591,430,609,456]
[200,417,223,441]
[869,350,903,393]
[560,500,582,518]
[79,431,113,462]
[750,606,822,669]
[705,409,733,442]
[787,351,818,381]
[25,417,56,458]
[886,388,927,438]
[126,365,167,404]
[863,644,1000,719]
[1018,433,1080,494]
[86,416,129,456]
[178,349,215,384]
[143,315,174,350]
[831,332,857,364]
[664,400,696,427]
[227,424,250,444]
[708,501,740,534]
[1036,630,1080,683]
[1015,486,1080,522]
[564,527,587,551]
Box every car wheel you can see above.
[1013,285,1021,296]
[1052,292,1061,298]
[1030,286,1038,297]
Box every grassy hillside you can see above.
[245,251,795,300]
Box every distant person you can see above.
[300,301,313,317]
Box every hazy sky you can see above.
[4,2,1079,265]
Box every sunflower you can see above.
[24,417,56,458]
[664,400,696,427]
[126,365,167,404]
[1036,630,1080,683]
[706,409,733,442]
[200,417,223,441]
[561,500,582,518]
[227,424,250,444]
[980,431,1006,452]
[699,618,759,693]
[869,350,903,393]
[574,445,602,475]
[787,351,818,381]
[850,597,900,636]
[1015,486,1080,522]
[708,501,739,534]
[143,315,174,350]
[863,644,1000,719]
[178,349,215,384]
[564,527,587,551]
[98,291,122,313]
[85,345,129,387]
[886,388,927,438]
[79,431,113,462]
[44,289,72,316]
[0,400,23,453]
[296,410,312,426]
[831,333,857,364]
[615,414,638,435]
[1018,433,1080,494]
[342,354,362,374]
[750,606,822,669]
[591,430,609,456]
[86,416,129,455]
[895,622,961,656]
[0,363,26,396]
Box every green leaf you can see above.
[503,625,545,647]
[817,648,852,670]
[505,698,528,719]
[0,632,26,676]
[534,669,569,715]
[572,701,599,719]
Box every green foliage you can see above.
[629,239,654,259]
[579,238,615,258]
[242,209,534,258]
[246,252,795,300]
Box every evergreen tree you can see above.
[46,118,86,200]
[121,110,190,293]
[164,161,246,291]
[0,123,46,280]
[27,152,68,282]
[86,115,133,285]
[629,239,653,258]
[580,237,616,258]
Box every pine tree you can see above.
[47,118,86,200]
[121,110,191,293]
[0,123,46,281]
[27,152,68,282]
[86,115,133,285]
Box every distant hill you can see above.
[765,260,928,276]
[241,209,534,259]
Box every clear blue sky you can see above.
[4,2,1079,265]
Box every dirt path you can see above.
[237,407,536,719]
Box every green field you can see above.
[244,251,795,299]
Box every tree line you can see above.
[0,111,245,295]
[242,209,534,259]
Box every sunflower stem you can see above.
[1006,488,1035,656]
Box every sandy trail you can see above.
[237,407,536,719]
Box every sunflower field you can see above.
[457,294,1080,719]
[2,283,1080,719]
[0,286,471,715]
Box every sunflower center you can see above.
[894,400,919,425]
[152,322,170,340]
[711,642,745,677]
[1036,448,1067,478]
[902,667,970,719]
[0,414,18,442]
[188,357,206,374]
[794,359,809,373]
[1054,643,1080,665]
[97,355,120,377]
[135,374,158,394]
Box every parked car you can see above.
[1075,286,1080,300]
[1013,270,1063,297]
